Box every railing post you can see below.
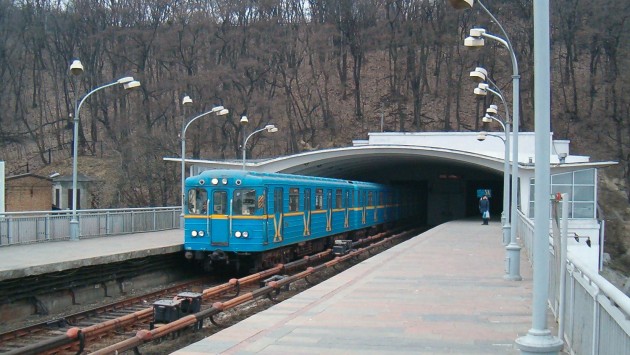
[106,211,111,235]
[153,208,157,231]
[592,289,601,354]
[7,216,12,245]
[45,213,50,241]
[131,210,135,233]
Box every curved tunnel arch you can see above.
[249,146,507,226]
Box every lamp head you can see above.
[269,127,279,133]
[448,0,473,10]
[217,108,229,116]
[264,124,277,132]
[182,95,193,105]
[240,115,249,125]
[473,87,487,96]
[586,237,592,248]
[482,114,494,123]
[477,131,487,141]
[69,59,84,76]
[486,105,498,115]
[116,76,135,84]
[464,28,486,47]
[123,80,141,90]
[469,28,486,37]
[477,82,489,90]
[211,105,224,113]
[469,67,487,82]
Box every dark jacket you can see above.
[479,197,489,213]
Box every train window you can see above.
[233,189,257,215]
[346,191,352,208]
[315,189,323,210]
[304,189,311,210]
[289,188,299,212]
[335,189,342,208]
[213,191,227,214]
[379,192,384,206]
[274,188,283,213]
[188,188,208,215]
[367,191,374,206]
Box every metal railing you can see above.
[516,210,630,354]
[0,207,180,245]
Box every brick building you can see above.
[5,174,53,212]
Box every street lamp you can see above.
[180,104,229,224]
[68,59,141,241]
[465,26,522,282]
[450,1,563,354]
[178,95,194,228]
[242,124,278,170]
[480,107,511,245]
[472,67,513,246]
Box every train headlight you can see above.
[191,230,198,237]
[242,231,249,238]
[235,231,242,238]
[211,178,219,185]
[222,178,228,185]
[198,230,205,237]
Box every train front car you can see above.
[183,170,267,272]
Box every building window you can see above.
[529,168,596,219]
[67,189,80,210]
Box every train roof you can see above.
[188,169,387,189]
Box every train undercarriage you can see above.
[186,225,382,274]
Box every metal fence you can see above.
[517,210,630,354]
[0,207,180,245]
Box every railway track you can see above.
[0,227,420,354]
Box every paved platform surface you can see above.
[175,220,557,354]
[0,229,182,281]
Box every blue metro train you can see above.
[183,169,418,272]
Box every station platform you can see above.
[175,220,555,354]
[0,229,182,281]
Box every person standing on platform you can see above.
[479,195,490,225]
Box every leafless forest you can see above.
[1,0,630,260]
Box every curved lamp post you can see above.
[180,105,229,224]
[480,106,511,245]
[177,95,193,228]
[472,69,513,246]
[69,59,141,241]
[451,1,563,354]
[465,26,522,282]
[242,124,278,170]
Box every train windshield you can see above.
[188,188,208,215]
[233,189,257,215]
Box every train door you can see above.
[273,188,284,242]
[304,188,311,236]
[262,188,269,244]
[361,190,366,224]
[211,190,229,246]
[326,189,333,231]
[344,190,350,228]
